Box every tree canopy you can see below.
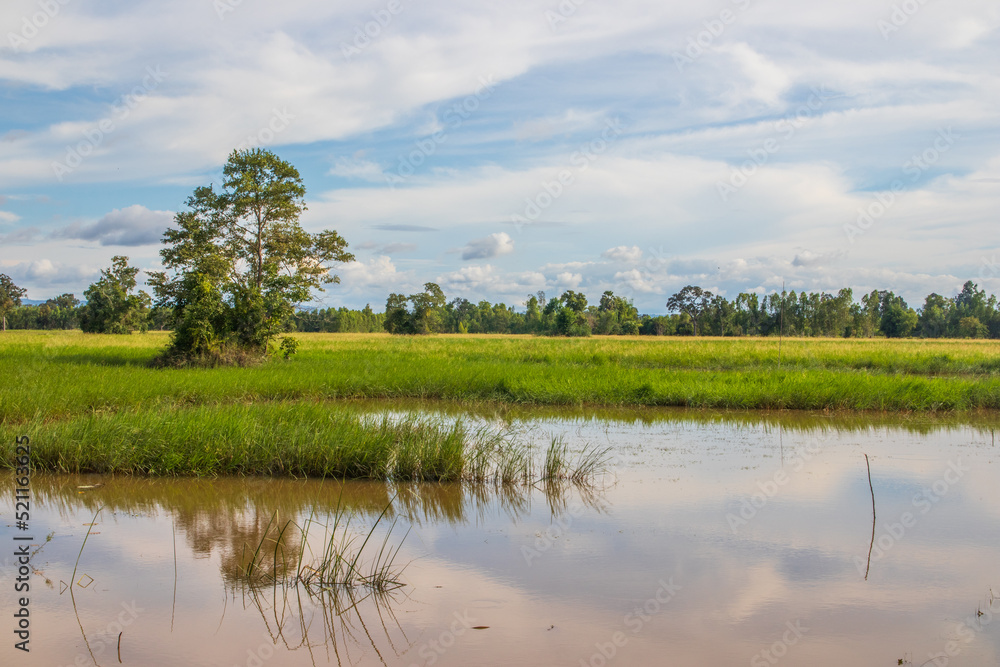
[666,285,714,336]
[80,256,151,334]
[149,148,353,362]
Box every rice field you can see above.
[4,330,1000,475]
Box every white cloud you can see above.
[614,269,661,294]
[54,205,174,246]
[3,259,98,289]
[328,157,385,182]
[436,264,546,301]
[461,232,514,260]
[602,245,643,264]
[555,272,583,289]
[336,256,401,289]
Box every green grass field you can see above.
[4,330,1000,475]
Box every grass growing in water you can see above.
[542,437,614,484]
[8,400,615,485]
[7,401,520,479]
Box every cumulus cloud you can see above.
[4,259,98,288]
[336,256,401,289]
[602,245,643,263]
[0,210,19,224]
[461,232,514,260]
[436,264,546,300]
[614,269,661,294]
[54,205,173,246]
[555,272,582,289]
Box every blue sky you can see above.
[2,0,998,312]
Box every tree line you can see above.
[374,280,1000,339]
[5,274,1000,341]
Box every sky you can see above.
[1,0,998,313]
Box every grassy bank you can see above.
[7,401,534,479]
[4,331,1000,424]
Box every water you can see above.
[3,407,999,666]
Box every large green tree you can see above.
[80,256,150,333]
[0,274,27,332]
[666,285,714,336]
[149,148,354,361]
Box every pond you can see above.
[3,406,999,666]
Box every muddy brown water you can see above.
[2,407,999,666]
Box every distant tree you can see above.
[383,283,448,335]
[554,306,590,336]
[876,292,916,338]
[951,281,995,334]
[880,301,918,338]
[559,290,588,313]
[917,293,950,338]
[383,293,411,334]
[957,316,989,339]
[0,274,27,331]
[80,256,151,334]
[410,283,446,334]
[666,285,714,336]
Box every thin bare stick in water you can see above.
[864,453,876,580]
[171,521,178,632]
[71,507,104,667]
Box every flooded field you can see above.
[3,407,999,666]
